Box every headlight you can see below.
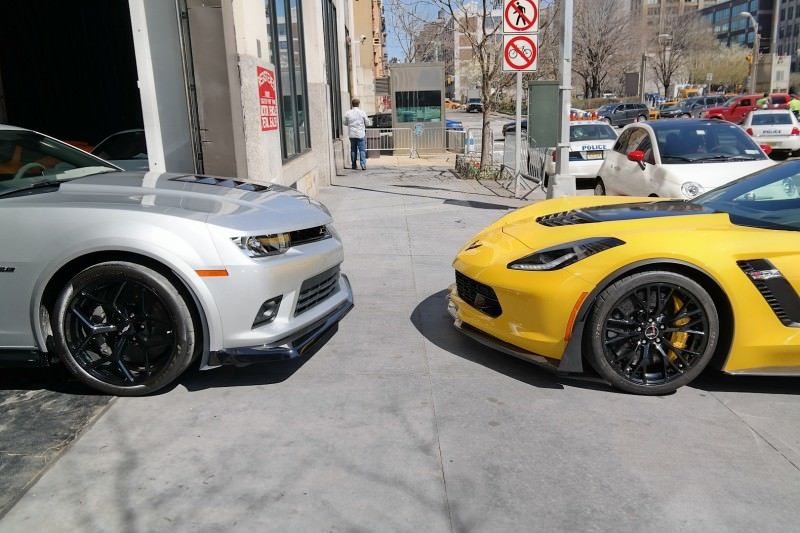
[681,181,704,198]
[507,237,625,271]
[232,234,291,257]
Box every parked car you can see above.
[596,119,775,198]
[596,102,649,127]
[689,95,730,118]
[702,93,790,124]
[446,118,464,130]
[657,97,705,119]
[449,161,800,395]
[742,109,800,160]
[91,129,149,171]
[502,119,527,137]
[536,121,618,188]
[0,124,353,395]
[367,113,392,129]
[466,98,483,113]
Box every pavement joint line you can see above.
[708,390,800,473]
[403,192,455,533]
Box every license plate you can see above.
[761,130,782,135]
[586,151,604,160]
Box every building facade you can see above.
[351,0,387,113]
[699,0,775,52]
[632,0,713,32]
[0,0,358,197]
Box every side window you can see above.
[637,136,655,165]
[772,96,787,105]
[625,129,648,155]
[613,129,633,153]
[739,98,752,107]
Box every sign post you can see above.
[502,0,538,198]
[549,0,575,198]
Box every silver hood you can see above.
[6,171,331,232]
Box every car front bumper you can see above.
[208,274,353,365]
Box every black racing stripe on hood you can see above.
[537,201,715,226]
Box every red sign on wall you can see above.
[257,66,278,132]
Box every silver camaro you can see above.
[0,125,353,395]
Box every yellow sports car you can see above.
[449,163,800,394]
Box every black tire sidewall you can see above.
[587,271,720,395]
[594,179,606,196]
[52,261,195,396]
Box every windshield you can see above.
[723,97,737,107]
[570,124,617,142]
[751,112,794,126]
[692,162,800,231]
[468,98,481,103]
[653,122,767,164]
[0,130,118,195]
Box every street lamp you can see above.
[739,11,760,93]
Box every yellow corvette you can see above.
[449,163,800,394]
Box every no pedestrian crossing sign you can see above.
[502,33,538,72]
[503,0,538,34]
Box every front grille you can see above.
[455,271,502,317]
[170,175,271,192]
[536,210,590,227]
[295,266,340,316]
[290,226,331,247]
[737,260,797,326]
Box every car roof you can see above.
[749,109,792,114]
[570,121,612,127]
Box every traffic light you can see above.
[746,53,753,64]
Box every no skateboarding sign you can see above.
[503,0,538,34]
[502,34,538,72]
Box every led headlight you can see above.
[232,233,290,257]
[507,237,625,271]
[681,181,704,198]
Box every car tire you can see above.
[636,115,647,122]
[681,113,691,119]
[543,173,549,189]
[771,151,790,161]
[52,261,197,396]
[586,271,720,395]
[594,178,606,196]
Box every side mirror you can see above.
[627,150,645,162]
[760,144,773,156]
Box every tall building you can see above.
[699,0,776,52]
[352,0,387,113]
[412,13,455,98]
[775,1,800,71]
[632,0,714,32]
[452,3,502,101]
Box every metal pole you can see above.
[639,53,647,103]
[753,24,760,93]
[550,0,575,198]
[772,0,781,91]
[514,71,522,198]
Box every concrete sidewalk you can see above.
[2,158,800,532]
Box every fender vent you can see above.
[170,175,272,192]
[738,260,800,327]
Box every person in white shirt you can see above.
[344,98,371,170]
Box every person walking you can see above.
[756,92,770,109]
[344,98,371,170]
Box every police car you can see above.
[540,121,618,188]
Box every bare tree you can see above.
[572,0,632,98]
[384,0,427,62]
[650,16,711,97]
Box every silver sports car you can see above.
[0,124,353,395]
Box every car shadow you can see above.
[410,289,611,392]
[691,372,800,395]
[177,354,313,392]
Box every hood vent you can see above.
[536,210,591,227]
[170,175,272,192]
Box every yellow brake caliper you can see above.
[668,296,689,362]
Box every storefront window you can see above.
[266,0,311,159]
[395,91,442,123]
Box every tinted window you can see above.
[739,98,752,106]
[693,163,800,231]
[570,124,617,141]
[654,122,766,163]
[625,129,648,154]
[0,130,117,193]
[396,90,442,123]
[613,129,633,153]
[772,95,788,104]
[751,113,794,125]
[637,136,655,164]
[92,131,147,160]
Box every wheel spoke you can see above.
[605,332,639,345]
[655,287,674,316]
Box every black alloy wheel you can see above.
[588,271,719,395]
[53,262,196,396]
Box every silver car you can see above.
[0,125,353,395]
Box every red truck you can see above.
[701,93,791,124]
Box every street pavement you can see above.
[2,155,800,532]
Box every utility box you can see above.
[390,63,446,153]
[527,81,560,149]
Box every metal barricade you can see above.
[413,127,447,154]
[446,129,466,154]
[501,132,546,199]
[363,128,412,156]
